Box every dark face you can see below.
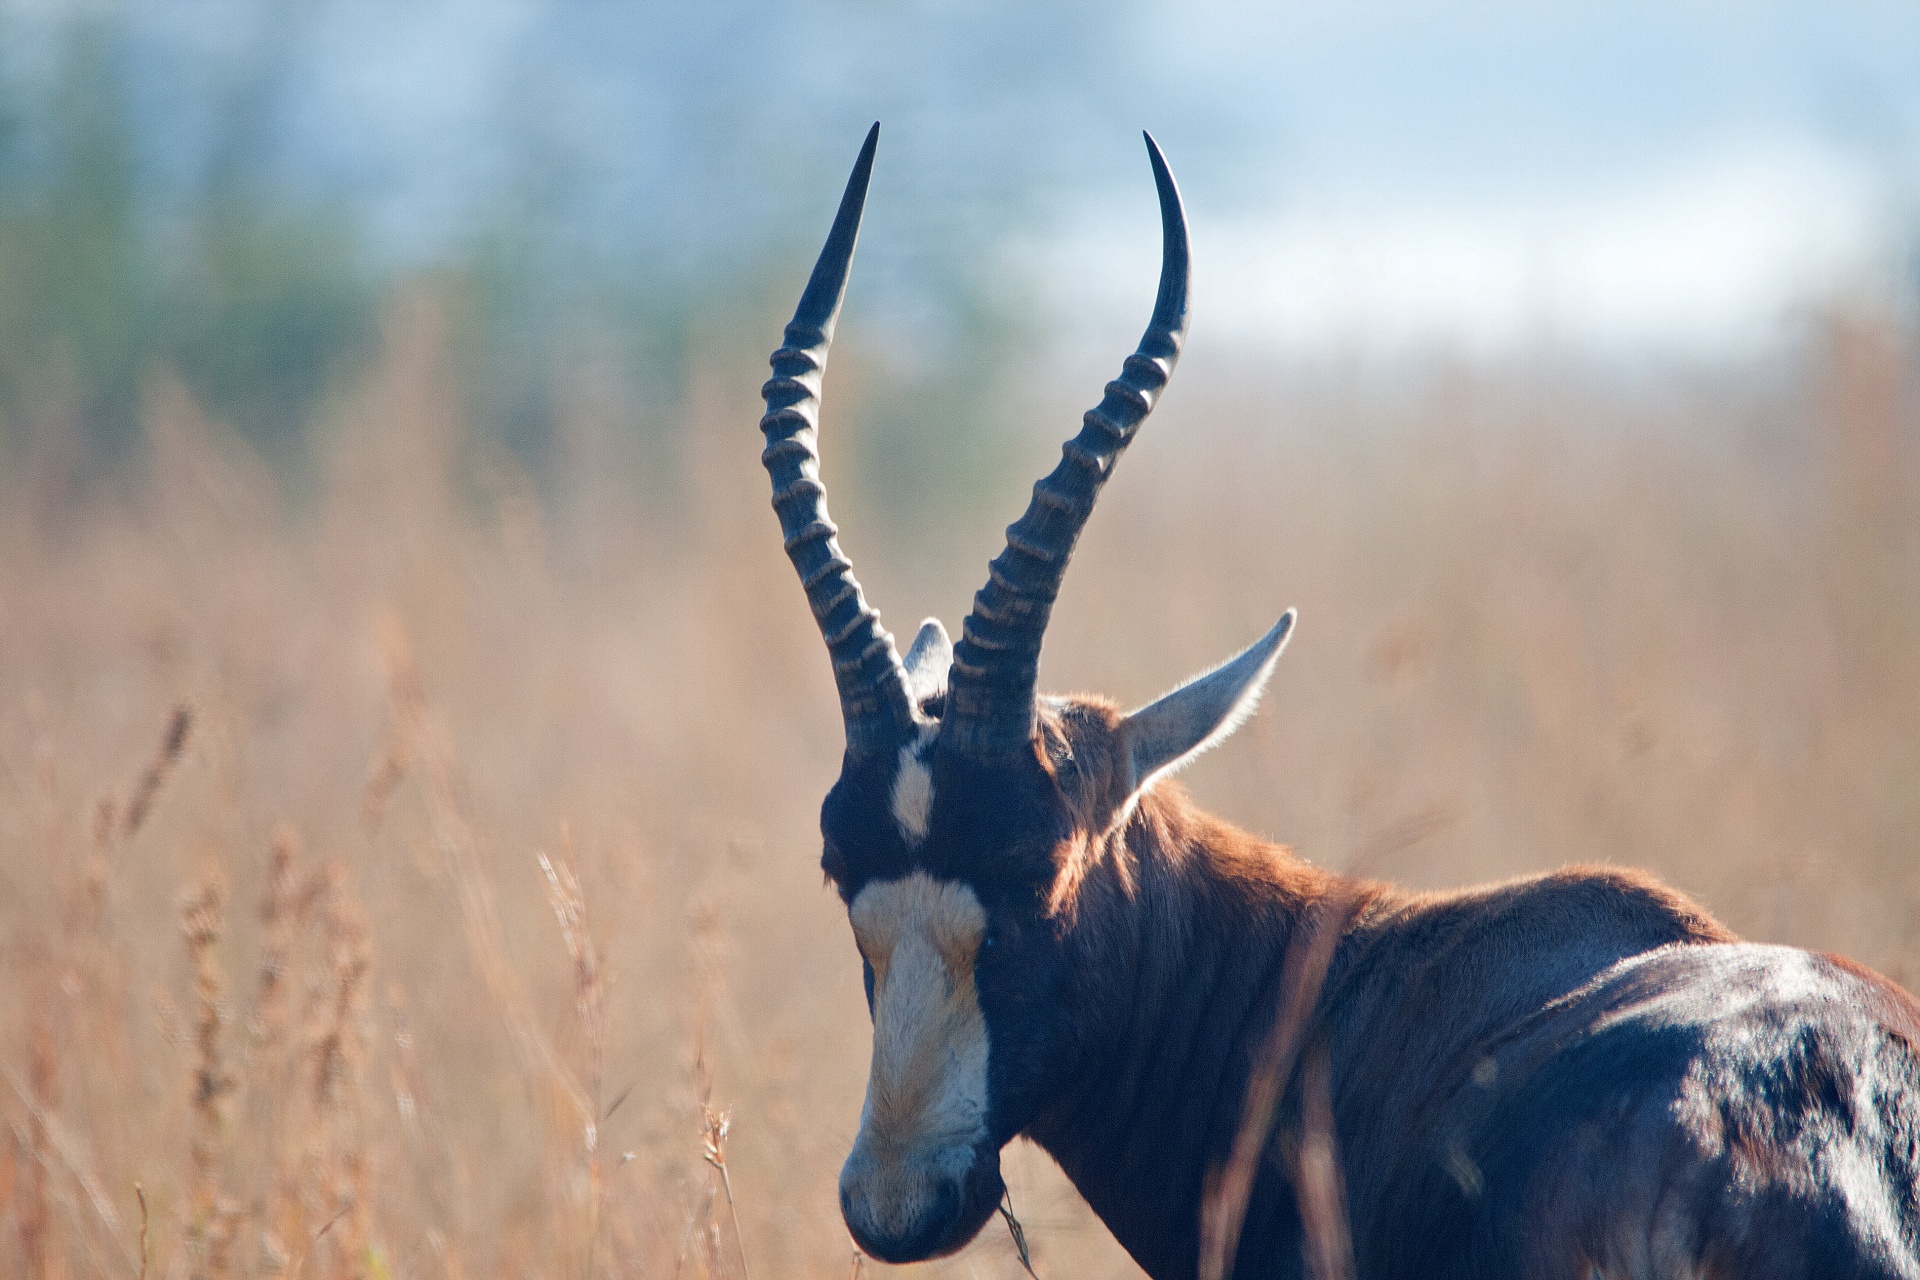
[821,713,1095,1264]
[764,121,1257,1270]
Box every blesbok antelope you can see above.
[758,124,1920,1279]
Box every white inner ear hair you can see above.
[891,724,938,846]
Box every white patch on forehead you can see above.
[890,724,938,847]
[841,872,990,1242]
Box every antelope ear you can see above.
[1119,611,1295,797]
[902,618,953,707]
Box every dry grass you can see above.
[0,292,1915,1278]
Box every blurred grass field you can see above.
[0,291,1916,1279]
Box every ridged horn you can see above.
[760,123,915,758]
[942,132,1191,762]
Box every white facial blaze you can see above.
[890,725,937,846]
[840,873,990,1241]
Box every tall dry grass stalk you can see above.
[18,1011,61,1280]
[539,841,609,1280]
[377,617,589,1125]
[125,709,193,841]
[678,1037,752,1280]
[0,296,1912,1277]
[1198,891,1364,1280]
[1291,1048,1354,1280]
[303,864,374,1280]
[249,826,301,1276]
[181,871,241,1280]
[673,847,754,1279]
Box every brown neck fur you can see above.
[1021,699,1731,1279]
[1029,756,1382,1279]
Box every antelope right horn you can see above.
[942,132,1191,763]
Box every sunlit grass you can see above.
[0,298,1914,1278]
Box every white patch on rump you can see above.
[840,872,990,1241]
[890,725,938,846]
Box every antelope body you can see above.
[758,125,1920,1278]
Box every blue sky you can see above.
[13,0,1919,357]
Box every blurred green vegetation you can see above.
[0,17,375,468]
[0,10,1034,519]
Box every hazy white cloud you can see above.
[1042,139,1884,358]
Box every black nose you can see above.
[841,1179,965,1264]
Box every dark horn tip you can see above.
[853,122,879,178]
[1139,132,1189,336]
[791,123,884,339]
[1141,131,1177,205]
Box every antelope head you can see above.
[760,124,1294,1264]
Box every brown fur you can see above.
[818,682,1920,1275]
[1006,698,1918,1280]
[763,126,1914,1277]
